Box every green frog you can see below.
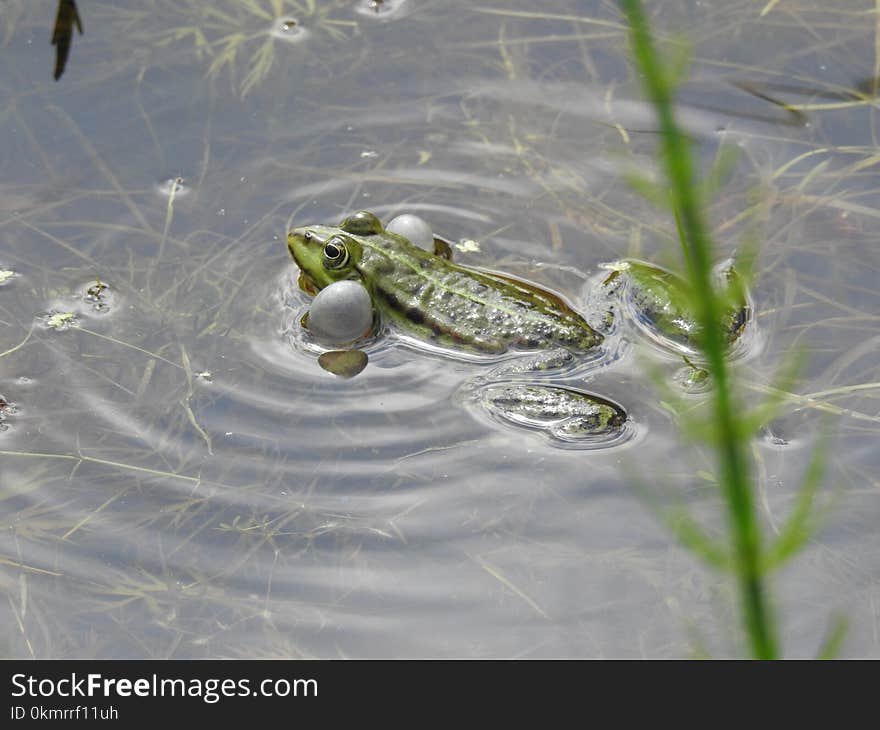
[287,210,628,444]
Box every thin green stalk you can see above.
[620,0,778,658]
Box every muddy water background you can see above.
[1,0,878,657]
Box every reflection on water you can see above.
[1,0,879,658]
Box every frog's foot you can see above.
[464,348,577,391]
[470,382,631,447]
[675,355,711,393]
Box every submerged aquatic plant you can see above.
[0,1,27,47]
[620,0,835,659]
[96,0,357,96]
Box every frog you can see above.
[286,211,754,444]
[286,210,628,444]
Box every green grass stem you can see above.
[621,0,778,658]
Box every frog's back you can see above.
[357,237,602,355]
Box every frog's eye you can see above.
[322,237,350,269]
[340,211,384,236]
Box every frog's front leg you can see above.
[463,348,577,391]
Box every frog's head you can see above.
[287,211,384,293]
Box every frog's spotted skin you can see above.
[288,211,603,357]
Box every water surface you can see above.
[1,0,879,657]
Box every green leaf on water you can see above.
[816,614,848,659]
[660,35,693,91]
[626,462,730,571]
[700,142,741,202]
[741,351,806,440]
[763,426,828,571]
[666,510,731,571]
[622,169,671,209]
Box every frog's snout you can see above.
[287,227,307,263]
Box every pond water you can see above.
[1,0,878,658]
